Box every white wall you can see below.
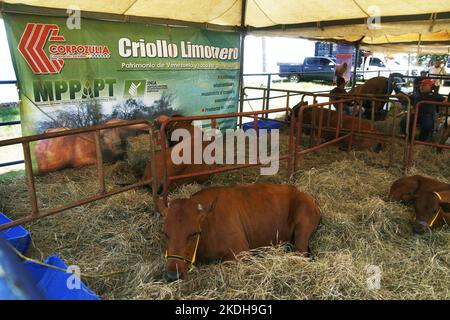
[0,17,19,103]
[244,35,315,74]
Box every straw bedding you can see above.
[0,132,450,300]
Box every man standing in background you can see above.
[428,59,447,94]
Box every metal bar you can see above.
[0,160,24,168]
[316,107,324,146]
[0,120,154,230]
[285,92,290,120]
[407,101,450,167]
[352,43,359,88]
[371,101,376,131]
[287,109,295,177]
[22,142,38,218]
[168,157,290,183]
[310,106,317,147]
[0,119,153,147]
[265,74,271,119]
[0,121,21,127]
[297,135,351,155]
[0,80,17,85]
[0,179,154,231]
[94,131,106,194]
[336,102,343,139]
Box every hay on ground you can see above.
[0,132,450,299]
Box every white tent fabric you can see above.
[1,0,449,50]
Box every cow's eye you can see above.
[188,232,199,239]
[163,232,169,239]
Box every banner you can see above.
[3,13,241,171]
[335,44,354,83]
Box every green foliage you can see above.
[418,54,449,67]
[0,103,20,123]
[0,170,24,184]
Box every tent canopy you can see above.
[1,0,449,52]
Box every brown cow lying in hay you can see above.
[389,175,450,233]
[291,102,384,152]
[35,119,148,173]
[389,175,450,205]
[413,190,450,234]
[156,183,321,282]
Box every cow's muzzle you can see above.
[164,270,184,282]
[413,220,428,234]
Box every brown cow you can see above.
[143,116,215,194]
[413,190,450,234]
[157,183,321,281]
[291,102,384,151]
[35,119,148,173]
[389,175,450,205]
[348,76,393,120]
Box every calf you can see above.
[157,183,321,281]
[413,190,450,234]
[389,175,450,205]
[291,102,384,151]
[143,116,214,194]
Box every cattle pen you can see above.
[1,87,450,299]
[1,0,450,302]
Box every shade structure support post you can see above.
[238,0,248,128]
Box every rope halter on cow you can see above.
[164,233,201,273]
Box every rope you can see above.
[9,244,127,279]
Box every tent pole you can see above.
[238,0,248,127]
[352,42,360,88]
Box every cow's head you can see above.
[156,197,216,282]
[389,176,419,204]
[100,127,125,163]
[413,192,449,234]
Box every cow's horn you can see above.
[197,204,203,211]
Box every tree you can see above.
[418,54,449,67]
[38,99,106,132]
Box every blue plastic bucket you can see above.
[242,119,284,133]
[23,255,100,300]
[0,212,31,254]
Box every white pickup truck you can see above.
[356,56,420,85]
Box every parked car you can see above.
[278,56,336,83]
[356,56,409,86]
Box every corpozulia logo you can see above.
[18,23,111,75]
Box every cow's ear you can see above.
[155,197,169,217]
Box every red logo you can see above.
[18,23,110,75]
[18,23,66,74]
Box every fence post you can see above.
[22,142,39,217]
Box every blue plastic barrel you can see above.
[0,212,31,254]
[0,237,45,300]
[23,255,100,300]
